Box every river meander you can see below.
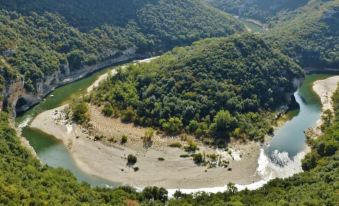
[16,63,334,189]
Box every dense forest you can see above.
[0,0,338,205]
[208,0,339,69]
[90,34,303,142]
[266,0,339,68]
[207,0,310,23]
[0,84,337,205]
[0,0,243,92]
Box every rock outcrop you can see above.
[2,47,143,116]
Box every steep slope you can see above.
[266,0,339,68]
[0,0,244,113]
[90,34,303,141]
[207,0,310,22]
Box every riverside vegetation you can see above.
[0,0,338,205]
[0,85,337,205]
[89,34,303,143]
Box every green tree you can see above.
[70,99,90,125]
[210,110,234,139]
[127,154,137,165]
[102,103,114,117]
[67,50,85,71]
[162,117,183,135]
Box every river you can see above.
[16,63,333,189]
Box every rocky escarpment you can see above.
[2,47,142,116]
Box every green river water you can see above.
[16,65,334,187]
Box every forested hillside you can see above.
[167,84,339,206]
[1,84,337,205]
[266,0,339,68]
[90,34,303,141]
[207,0,310,22]
[0,0,243,95]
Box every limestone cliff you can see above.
[1,47,142,116]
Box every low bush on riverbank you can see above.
[127,154,137,165]
[69,98,90,125]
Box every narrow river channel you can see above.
[16,62,334,189]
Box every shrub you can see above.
[121,107,136,123]
[180,154,190,158]
[142,187,168,202]
[144,128,154,140]
[168,142,182,148]
[102,103,114,117]
[162,117,183,135]
[302,152,317,171]
[188,120,199,133]
[121,135,128,144]
[185,139,198,152]
[193,153,203,164]
[158,157,165,161]
[94,135,104,141]
[70,99,90,125]
[127,154,137,165]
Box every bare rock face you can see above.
[2,47,141,116]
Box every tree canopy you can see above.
[0,0,244,92]
[90,34,303,141]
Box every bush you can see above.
[162,117,183,135]
[121,107,136,123]
[70,99,90,125]
[180,154,190,158]
[158,157,165,161]
[168,142,182,148]
[210,110,234,139]
[302,152,317,171]
[94,135,104,141]
[142,187,168,202]
[102,103,114,117]
[121,135,128,144]
[127,154,137,165]
[185,139,198,152]
[144,128,154,140]
[188,120,199,133]
[193,153,204,164]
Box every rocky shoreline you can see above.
[2,47,147,116]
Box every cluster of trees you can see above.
[0,0,244,93]
[69,98,90,125]
[0,83,338,205]
[302,83,339,171]
[167,84,339,206]
[265,0,339,68]
[208,0,339,69]
[207,0,310,23]
[0,110,171,205]
[90,34,303,142]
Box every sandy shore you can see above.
[309,76,339,137]
[26,60,339,191]
[30,105,261,189]
[87,56,159,93]
[29,55,262,189]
